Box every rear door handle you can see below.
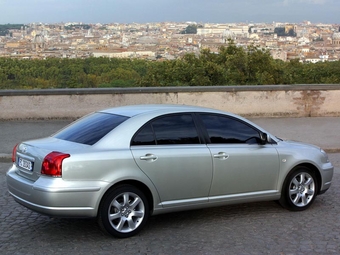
[213,152,229,160]
[140,154,158,161]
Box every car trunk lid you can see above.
[13,137,88,181]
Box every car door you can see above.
[130,113,213,207]
[198,113,280,200]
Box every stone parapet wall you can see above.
[0,85,339,119]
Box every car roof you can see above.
[99,104,223,117]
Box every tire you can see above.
[98,184,149,238]
[279,166,318,211]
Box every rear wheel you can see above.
[279,166,318,211]
[98,184,149,238]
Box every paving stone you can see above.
[1,155,340,254]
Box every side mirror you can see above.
[260,132,269,145]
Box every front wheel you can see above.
[98,184,149,238]
[279,166,318,211]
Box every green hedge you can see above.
[1,41,339,89]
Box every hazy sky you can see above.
[0,0,339,24]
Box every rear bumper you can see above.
[6,166,106,218]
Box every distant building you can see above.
[332,32,340,45]
[285,24,296,34]
[229,26,249,38]
[270,50,287,62]
[298,36,310,46]
[0,21,339,62]
[197,28,225,35]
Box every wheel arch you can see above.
[97,180,154,216]
[278,162,321,211]
[286,163,321,194]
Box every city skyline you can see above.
[0,0,339,25]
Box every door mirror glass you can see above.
[260,132,269,145]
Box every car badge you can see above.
[22,146,27,153]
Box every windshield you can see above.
[54,112,129,145]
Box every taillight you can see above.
[41,152,70,177]
[12,144,18,162]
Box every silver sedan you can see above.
[6,104,334,238]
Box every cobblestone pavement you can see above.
[1,155,339,255]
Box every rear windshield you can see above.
[54,112,129,145]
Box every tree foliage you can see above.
[0,40,339,89]
[0,24,24,36]
[64,24,91,30]
[180,25,197,34]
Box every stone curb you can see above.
[0,154,11,163]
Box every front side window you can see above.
[132,114,200,145]
[199,114,261,144]
[54,112,128,145]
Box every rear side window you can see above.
[132,123,155,145]
[54,112,128,145]
[132,114,200,145]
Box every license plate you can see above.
[18,157,33,171]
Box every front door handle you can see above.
[213,152,229,160]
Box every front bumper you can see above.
[319,162,334,194]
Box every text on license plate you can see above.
[18,158,33,171]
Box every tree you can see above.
[180,25,197,34]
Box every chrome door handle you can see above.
[140,154,158,161]
[213,152,229,160]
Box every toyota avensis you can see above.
[7,104,334,238]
